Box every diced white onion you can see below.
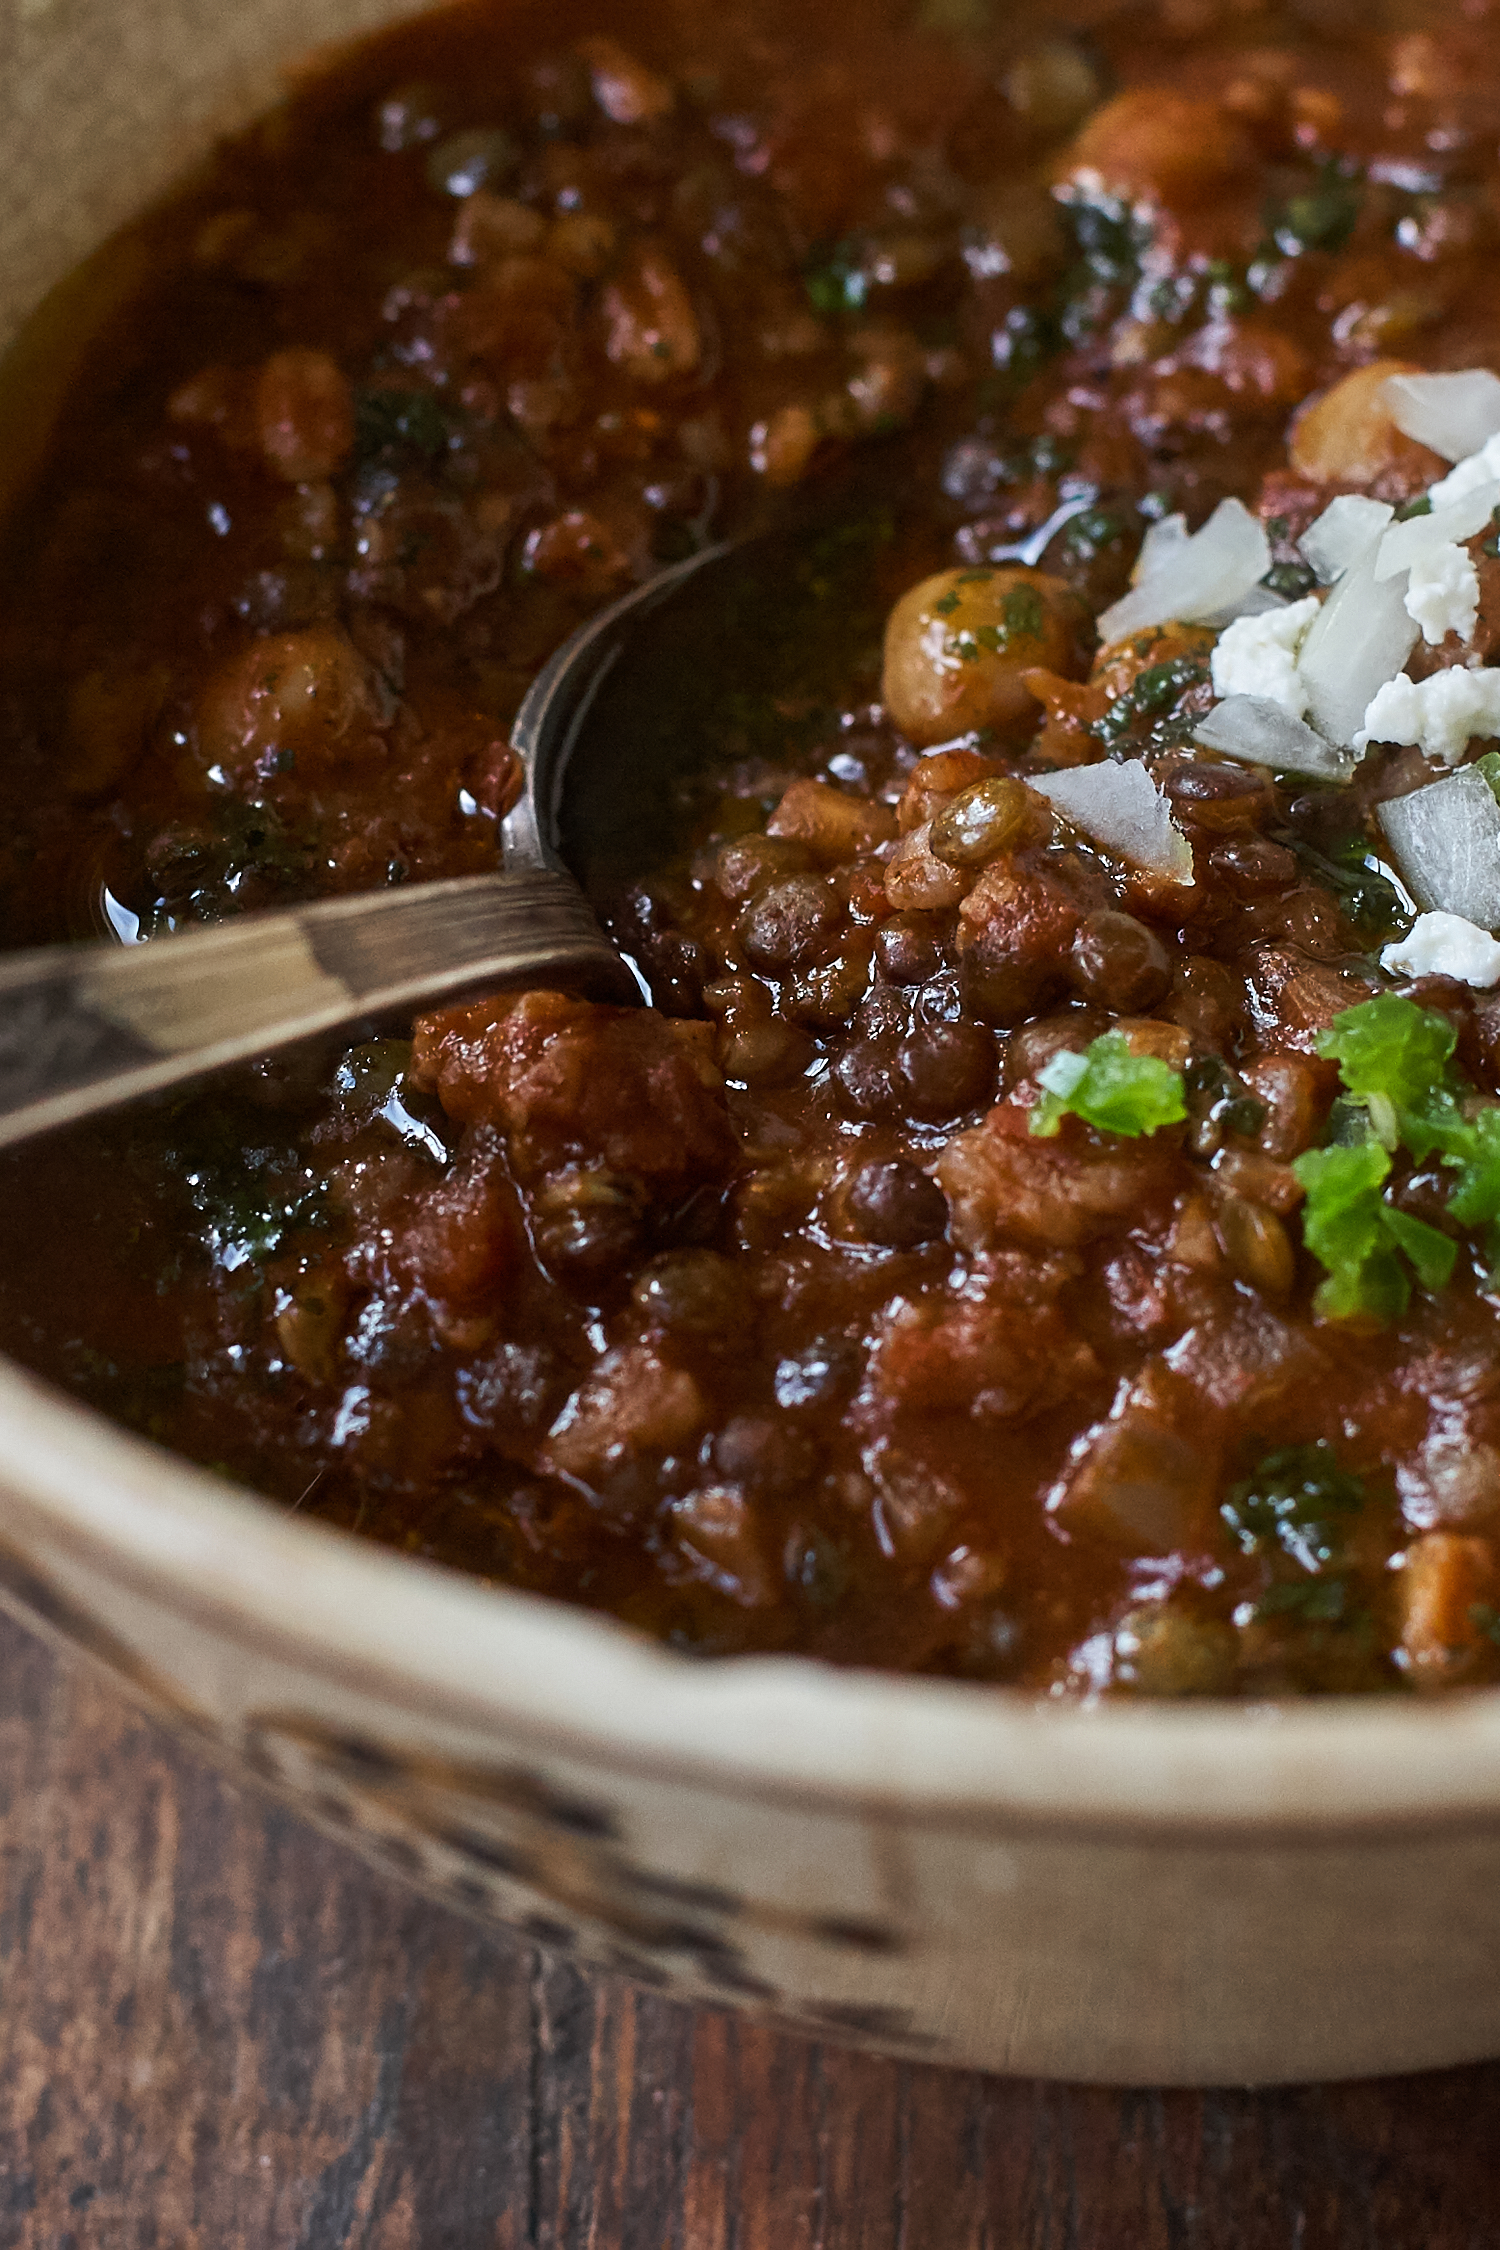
[1358,668,1500,764]
[1300,495,1393,585]
[1193,695,1356,780]
[1215,584,1288,624]
[1130,513,1188,584]
[1377,764,1500,927]
[1374,480,1500,579]
[1383,370,1500,464]
[1296,537,1419,748]
[1381,910,1500,986]
[1098,498,1271,644]
[1429,433,1500,511]
[1031,761,1194,881]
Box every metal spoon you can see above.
[0,522,878,1146]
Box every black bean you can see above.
[897,1022,994,1119]
[633,1250,746,1339]
[928,776,1036,867]
[715,834,813,904]
[833,1037,900,1117]
[532,1169,644,1285]
[1209,836,1298,895]
[737,876,840,969]
[774,1337,862,1410]
[711,1413,817,1494]
[1004,1010,1106,1090]
[1163,758,1273,833]
[1068,910,1171,1011]
[847,1159,948,1247]
[875,913,944,985]
[1162,955,1246,1051]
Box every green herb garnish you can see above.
[1268,169,1363,257]
[1094,652,1210,748]
[1291,996,1500,1321]
[352,387,458,465]
[1030,1032,1188,1139]
[803,239,869,316]
[1223,1442,1368,1628]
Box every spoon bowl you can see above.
[0,512,897,1146]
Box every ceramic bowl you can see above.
[7,0,1500,2090]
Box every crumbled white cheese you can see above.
[1429,431,1500,510]
[1404,541,1481,645]
[1356,667,1500,764]
[1209,595,1320,717]
[1381,910,1500,988]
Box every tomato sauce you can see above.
[5,0,1500,1694]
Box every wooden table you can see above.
[2,1608,1498,2247]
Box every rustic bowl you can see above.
[7,0,1500,2090]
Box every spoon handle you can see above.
[0,868,633,1149]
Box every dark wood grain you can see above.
[3,1609,1500,2248]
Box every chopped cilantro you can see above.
[1293,1137,1455,1321]
[1283,833,1410,945]
[1000,582,1046,638]
[949,587,1047,663]
[1255,1576,1352,1624]
[1268,168,1363,257]
[1094,652,1209,747]
[1060,193,1151,289]
[1315,993,1457,1143]
[803,239,868,316]
[1030,1032,1187,1139]
[1290,996,1500,1320]
[1470,1603,1500,1647]
[352,386,458,465]
[1395,495,1434,523]
[1222,1440,1367,1571]
[1059,506,1129,564]
[1262,560,1317,600]
[989,301,1058,381]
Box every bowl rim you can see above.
[10,1350,1500,1840]
[9,0,1500,1860]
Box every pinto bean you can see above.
[254,349,354,483]
[882,566,1082,746]
[929,776,1050,867]
[1288,360,1445,490]
[846,1159,949,1246]
[1059,87,1252,208]
[875,913,945,985]
[738,874,842,969]
[1068,910,1171,1011]
[883,822,969,911]
[896,747,997,834]
[602,246,701,383]
[576,34,674,123]
[194,624,390,783]
[897,1022,995,1119]
[633,1249,746,1339]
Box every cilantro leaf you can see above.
[1315,995,1457,1141]
[1446,1104,1500,1228]
[1292,1138,1413,1322]
[1221,1440,1367,1571]
[1029,1032,1187,1139]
